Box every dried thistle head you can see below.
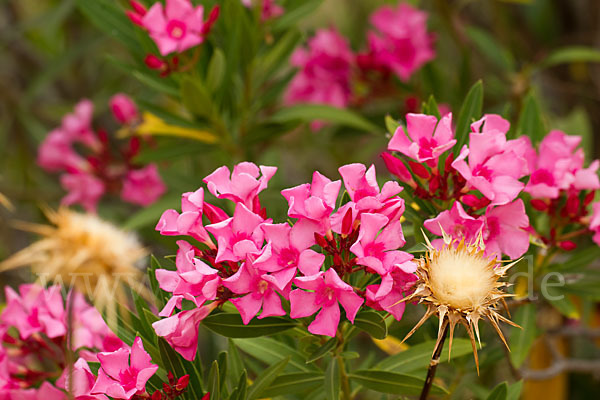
[401,233,519,373]
[0,208,148,325]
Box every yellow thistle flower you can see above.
[0,208,148,326]
[400,233,519,373]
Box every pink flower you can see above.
[141,0,209,56]
[110,94,138,125]
[261,0,284,21]
[452,115,528,205]
[525,130,600,198]
[289,269,364,337]
[281,171,341,233]
[91,337,158,399]
[60,99,98,149]
[203,162,277,213]
[350,213,408,275]
[480,199,530,259]
[589,202,600,246]
[366,263,417,320]
[60,172,105,213]
[424,201,484,246]
[153,305,215,361]
[255,220,324,277]
[285,28,354,118]
[121,164,166,206]
[363,3,435,81]
[380,152,414,184]
[388,113,456,164]
[37,130,87,173]
[223,259,289,324]
[56,358,107,400]
[206,203,267,263]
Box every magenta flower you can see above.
[363,3,435,81]
[91,337,158,399]
[37,129,87,173]
[203,162,277,213]
[366,263,417,320]
[380,152,414,184]
[206,203,267,263]
[60,99,99,149]
[424,201,484,246]
[223,259,290,324]
[452,115,528,205]
[60,172,105,213]
[285,28,354,119]
[290,269,364,337]
[121,164,166,206]
[56,358,106,400]
[480,199,530,259]
[525,130,600,198]
[261,0,284,21]
[281,171,341,233]
[110,94,138,125]
[141,0,208,56]
[388,113,456,164]
[153,305,215,361]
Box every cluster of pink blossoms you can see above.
[383,112,600,254]
[286,3,435,119]
[153,162,417,360]
[37,95,166,212]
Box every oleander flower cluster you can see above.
[37,95,166,212]
[152,161,418,360]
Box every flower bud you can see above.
[145,54,166,70]
[176,374,190,390]
[110,93,138,125]
[530,199,548,212]
[381,152,413,183]
[408,161,429,179]
[558,240,577,251]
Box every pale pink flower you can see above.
[388,113,456,164]
[56,358,107,400]
[206,203,267,263]
[110,94,138,125]
[60,99,99,150]
[91,337,158,399]
[589,202,600,246]
[366,263,417,320]
[452,115,528,205]
[203,162,277,213]
[479,199,530,259]
[285,28,354,116]
[37,130,87,172]
[364,3,435,81]
[121,164,166,206]
[289,269,364,337]
[60,172,105,213]
[223,259,290,324]
[261,0,284,20]
[424,201,484,246]
[142,0,207,56]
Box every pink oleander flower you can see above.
[153,304,215,361]
[37,129,88,173]
[91,337,158,399]
[255,220,324,277]
[121,164,166,206]
[3,382,68,400]
[525,130,600,199]
[203,162,277,213]
[452,115,528,205]
[350,213,408,275]
[60,99,98,149]
[366,262,417,320]
[289,269,364,337]
[480,199,530,259]
[156,240,220,316]
[141,0,209,56]
[589,202,600,246]
[363,3,435,81]
[285,28,354,124]
[1,284,66,340]
[60,172,105,213]
[110,94,138,125]
[388,113,456,164]
[206,203,267,263]
[424,201,484,247]
[223,258,290,324]
[281,171,341,233]
[57,358,107,400]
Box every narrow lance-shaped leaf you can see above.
[454,80,483,152]
[324,358,340,400]
[509,303,537,367]
[247,357,290,400]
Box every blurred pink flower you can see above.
[121,164,166,206]
[91,337,158,399]
[388,113,456,164]
[261,0,284,20]
[56,358,107,400]
[589,202,600,245]
[142,0,208,56]
[60,172,105,213]
[109,94,138,125]
[37,129,87,172]
[363,3,435,81]
[61,99,99,149]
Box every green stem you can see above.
[337,355,352,400]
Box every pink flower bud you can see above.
[145,54,166,70]
[381,152,413,183]
[109,93,138,124]
[559,240,577,251]
[408,161,430,179]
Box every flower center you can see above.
[167,20,187,39]
[257,279,269,294]
[278,247,298,267]
[119,367,138,391]
[472,164,494,180]
[530,168,555,186]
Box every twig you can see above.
[420,322,449,400]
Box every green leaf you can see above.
[516,91,546,144]
[230,370,248,400]
[353,311,388,339]
[306,338,337,364]
[233,337,316,373]
[486,381,508,400]
[227,340,245,389]
[206,49,226,92]
[261,372,323,397]
[203,313,296,338]
[181,77,215,119]
[454,80,483,151]
[385,115,401,135]
[465,26,515,71]
[510,303,537,367]
[324,359,340,400]
[349,370,447,396]
[547,291,579,319]
[217,351,228,394]
[374,338,475,372]
[272,0,323,31]
[132,70,179,97]
[552,246,600,272]
[256,29,302,85]
[207,360,220,400]
[540,46,600,68]
[157,338,203,398]
[270,104,380,133]
[507,380,523,400]
[423,95,442,119]
[247,357,289,400]
[122,193,181,230]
